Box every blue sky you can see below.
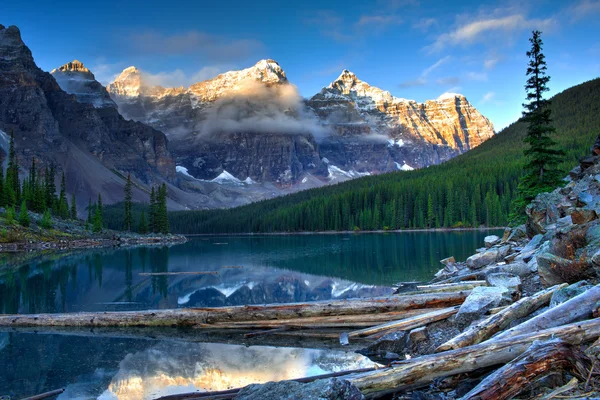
[2,0,599,130]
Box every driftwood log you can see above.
[0,292,469,327]
[436,284,567,352]
[416,281,488,293]
[348,318,600,397]
[20,388,65,400]
[492,284,600,342]
[195,308,446,330]
[461,339,590,400]
[346,306,459,340]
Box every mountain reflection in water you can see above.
[0,232,500,314]
[0,332,378,400]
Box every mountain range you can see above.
[0,24,495,211]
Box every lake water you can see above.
[0,231,500,314]
[0,230,500,399]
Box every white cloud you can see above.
[426,14,555,53]
[482,92,495,103]
[466,71,488,81]
[141,66,229,88]
[484,58,500,69]
[413,18,437,31]
[569,0,600,21]
[399,56,451,87]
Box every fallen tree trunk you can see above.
[0,292,469,327]
[346,306,459,340]
[348,318,600,397]
[416,281,487,293]
[196,308,445,330]
[21,388,65,400]
[491,284,600,342]
[436,284,567,352]
[461,339,590,400]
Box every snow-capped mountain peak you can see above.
[107,66,143,97]
[51,60,91,74]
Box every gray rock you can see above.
[499,261,533,277]
[556,215,573,228]
[234,378,365,400]
[358,331,407,358]
[455,286,511,327]
[536,253,570,287]
[550,281,593,307]
[592,249,600,266]
[484,235,501,248]
[466,250,499,269]
[486,272,521,292]
[577,191,594,206]
[570,208,597,224]
[440,256,456,266]
[506,225,527,242]
[408,326,428,344]
[526,192,565,236]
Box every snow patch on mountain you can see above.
[395,162,415,171]
[387,138,405,147]
[176,165,196,179]
[244,177,256,184]
[328,165,370,180]
[211,170,243,185]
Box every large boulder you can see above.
[234,378,365,400]
[526,192,566,237]
[535,253,593,287]
[455,286,511,327]
[486,272,521,293]
[570,208,597,225]
[499,261,534,277]
[550,281,594,307]
[484,235,501,248]
[466,250,499,269]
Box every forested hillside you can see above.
[167,78,600,233]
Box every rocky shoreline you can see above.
[0,233,188,253]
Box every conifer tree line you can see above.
[0,131,80,226]
[115,179,169,234]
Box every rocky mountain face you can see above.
[0,25,176,211]
[50,60,116,108]
[105,61,495,189]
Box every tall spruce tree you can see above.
[70,193,77,220]
[149,187,156,233]
[5,131,19,205]
[123,173,133,231]
[512,30,565,221]
[156,184,169,234]
[46,163,58,211]
[93,193,103,232]
[58,171,69,219]
[138,210,148,234]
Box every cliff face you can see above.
[105,61,495,187]
[0,25,176,210]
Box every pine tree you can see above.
[87,198,93,223]
[45,163,58,211]
[70,193,77,220]
[58,171,69,219]
[138,210,148,234]
[0,166,4,207]
[40,209,52,229]
[18,200,29,227]
[93,193,103,232]
[512,30,565,221]
[149,187,156,233]
[156,184,169,234]
[5,131,19,205]
[123,173,133,231]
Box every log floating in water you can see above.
[461,339,590,400]
[20,388,65,400]
[198,309,448,330]
[138,271,219,276]
[415,281,487,293]
[492,284,600,342]
[348,318,600,397]
[436,284,567,352]
[0,292,469,327]
[345,306,459,341]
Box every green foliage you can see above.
[167,78,600,234]
[123,173,133,231]
[512,31,565,220]
[40,209,53,229]
[5,206,15,224]
[18,200,29,227]
[70,193,77,220]
[58,172,69,219]
[138,210,148,234]
[93,193,103,232]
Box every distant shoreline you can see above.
[182,226,506,237]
